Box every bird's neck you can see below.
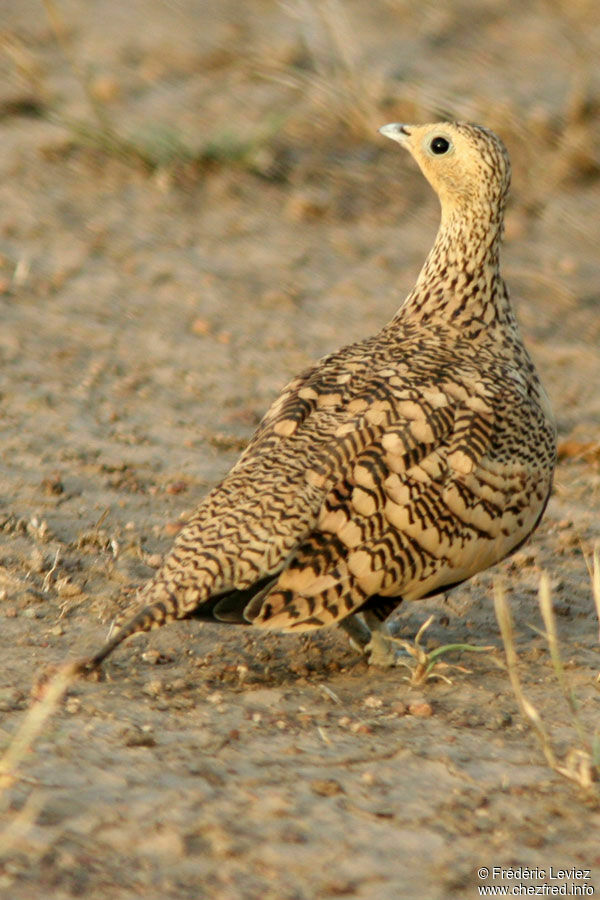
[396,206,518,339]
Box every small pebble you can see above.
[310,779,344,797]
[363,695,383,709]
[23,607,43,619]
[0,688,24,711]
[143,679,163,697]
[408,701,433,718]
[350,721,372,734]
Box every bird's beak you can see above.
[378,123,412,146]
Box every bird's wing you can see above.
[246,375,545,631]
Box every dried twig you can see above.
[494,578,598,790]
[0,663,78,855]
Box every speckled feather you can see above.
[82,122,556,671]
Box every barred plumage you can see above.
[79,121,556,674]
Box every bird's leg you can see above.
[338,614,372,652]
[339,612,405,667]
[362,611,404,667]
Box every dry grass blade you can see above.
[591,547,600,770]
[318,683,342,704]
[493,581,558,770]
[0,791,47,858]
[261,0,385,137]
[538,572,588,749]
[42,0,114,135]
[0,663,78,855]
[591,544,600,645]
[494,578,599,789]
[0,665,76,791]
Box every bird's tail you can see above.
[77,591,181,675]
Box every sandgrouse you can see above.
[79,121,556,674]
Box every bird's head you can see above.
[379,121,511,221]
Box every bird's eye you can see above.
[430,136,450,155]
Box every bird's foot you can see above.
[340,614,409,667]
[364,627,403,667]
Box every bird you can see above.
[77,121,556,675]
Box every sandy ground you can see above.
[1,2,599,898]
